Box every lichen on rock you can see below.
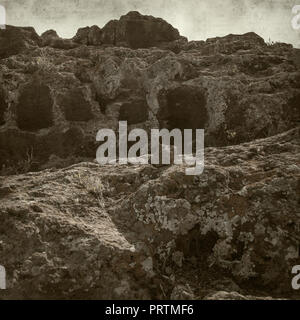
[0,11,299,300]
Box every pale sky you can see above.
[1,0,300,47]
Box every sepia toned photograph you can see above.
[0,0,299,304]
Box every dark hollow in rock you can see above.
[157,86,208,130]
[225,90,245,128]
[222,90,249,144]
[95,93,110,114]
[0,89,8,126]
[62,127,85,157]
[16,82,54,131]
[176,225,220,260]
[286,93,300,123]
[119,99,149,125]
[61,89,93,122]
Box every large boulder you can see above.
[0,26,40,59]
[73,11,182,49]
[41,30,78,50]
[73,25,103,46]
[102,11,181,48]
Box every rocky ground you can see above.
[0,127,299,299]
[0,11,299,299]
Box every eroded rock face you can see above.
[72,11,182,49]
[157,85,208,130]
[0,12,299,299]
[41,30,78,50]
[0,26,41,59]
[0,128,299,299]
[0,12,299,171]
[0,88,7,125]
[188,32,266,55]
[59,88,94,122]
[0,20,299,170]
[102,11,181,48]
[16,81,54,131]
[73,25,102,46]
[119,98,149,125]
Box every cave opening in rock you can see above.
[0,89,8,126]
[176,225,219,261]
[61,89,93,122]
[157,86,208,131]
[16,82,54,131]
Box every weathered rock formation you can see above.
[0,11,299,300]
[0,25,41,59]
[0,12,299,172]
[73,11,182,48]
[41,30,78,50]
[0,128,299,299]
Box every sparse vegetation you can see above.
[75,171,106,208]
[0,147,34,176]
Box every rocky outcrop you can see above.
[0,128,299,299]
[73,25,102,46]
[0,12,299,299]
[41,30,78,50]
[101,11,182,49]
[0,88,7,125]
[0,25,41,59]
[73,11,182,49]
[0,17,299,171]
[184,32,266,54]
[16,80,54,131]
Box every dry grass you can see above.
[75,172,106,208]
[0,147,34,176]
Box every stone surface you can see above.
[0,25,41,59]
[0,12,299,300]
[73,25,103,46]
[203,291,279,300]
[0,12,299,171]
[16,80,54,131]
[0,88,7,125]
[101,11,182,49]
[72,11,182,49]
[41,30,78,50]
[119,98,149,125]
[0,128,299,299]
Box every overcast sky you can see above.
[1,0,300,47]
